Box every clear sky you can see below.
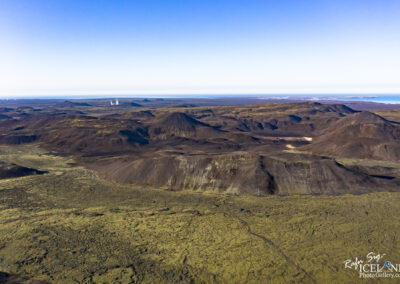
[1,0,399,97]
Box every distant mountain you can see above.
[130,102,143,107]
[149,112,220,139]
[55,100,92,107]
[302,111,400,160]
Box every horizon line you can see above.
[1,93,400,99]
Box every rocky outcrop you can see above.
[262,153,393,195]
[89,153,399,195]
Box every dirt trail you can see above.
[213,196,317,283]
[235,215,318,284]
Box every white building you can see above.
[110,99,119,106]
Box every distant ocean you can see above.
[196,94,400,104]
[256,95,400,104]
[317,95,400,104]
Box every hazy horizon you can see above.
[1,94,400,105]
[1,0,400,97]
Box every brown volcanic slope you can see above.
[0,112,149,154]
[302,111,400,160]
[89,152,396,195]
[148,112,221,139]
[0,101,399,195]
[195,102,356,137]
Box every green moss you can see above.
[0,146,399,283]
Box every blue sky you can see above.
[0,0,399,97]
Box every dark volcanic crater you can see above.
[0,161,47,180]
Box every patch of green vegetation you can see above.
[337,157,400,169]
[282,149,309,154]
[0,146,399,283]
